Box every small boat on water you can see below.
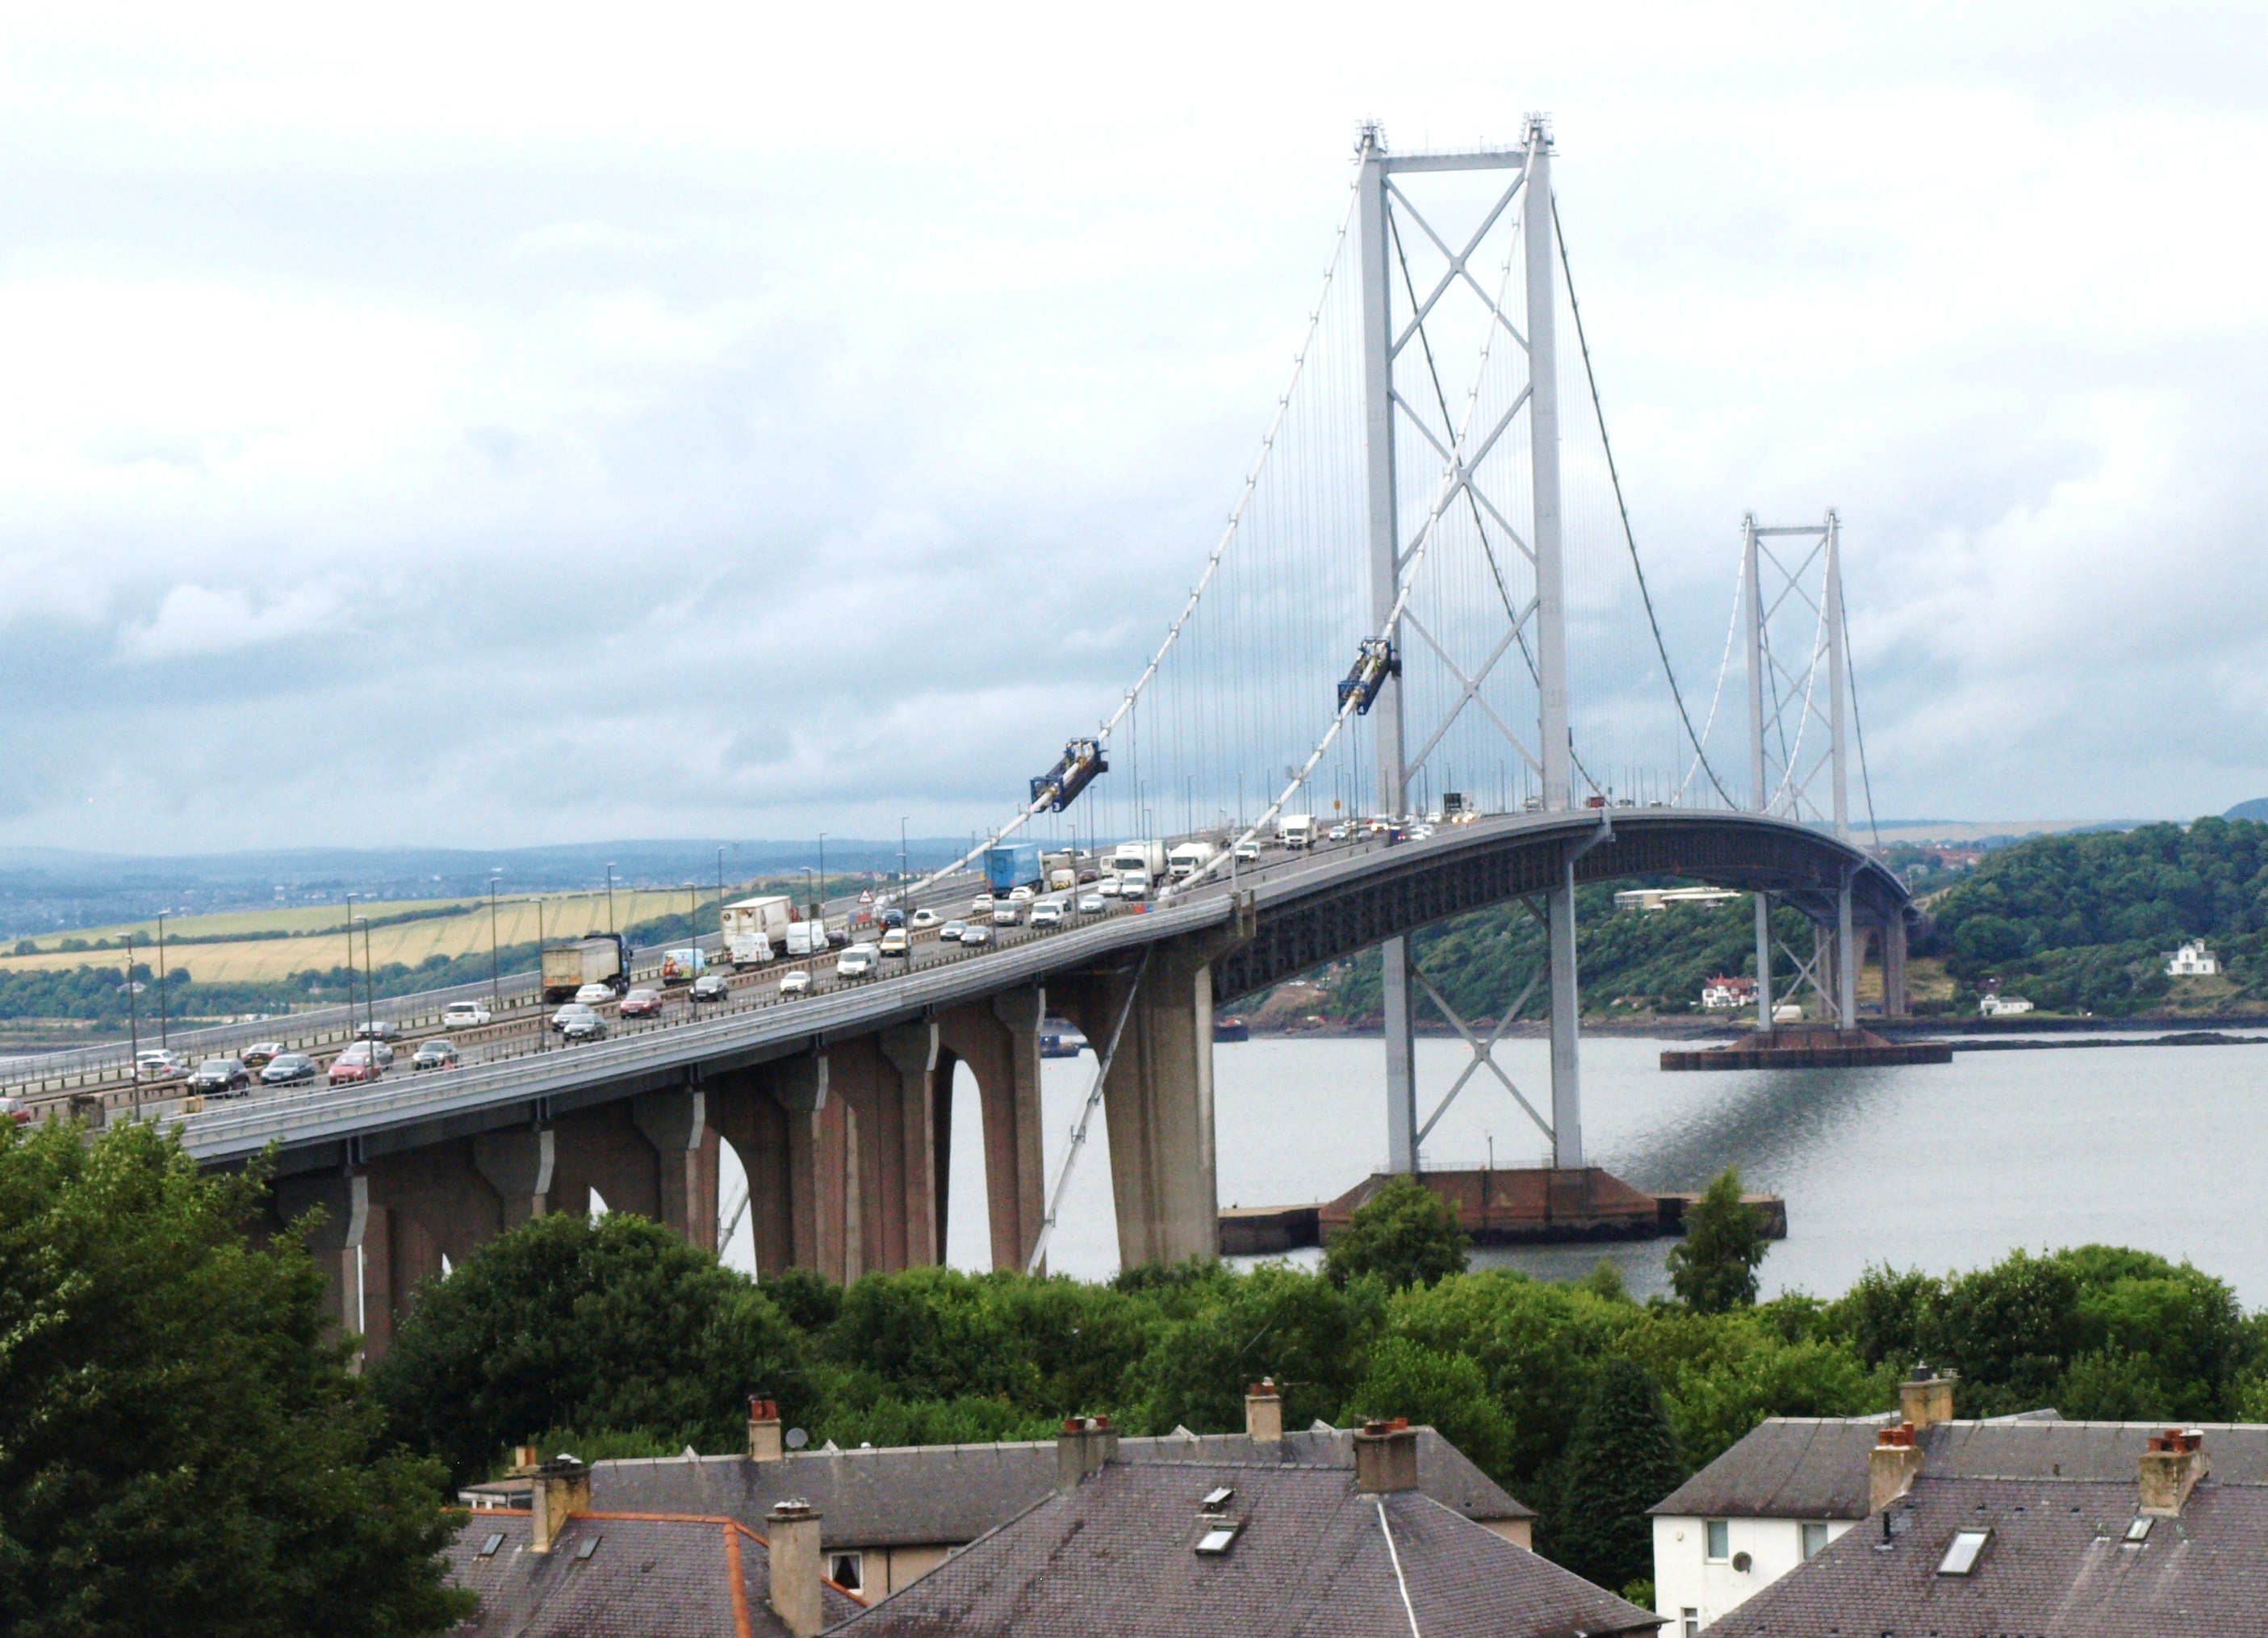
[1213,1016,1250,1043]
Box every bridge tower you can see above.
[1743,510,1859,1027]
[1359,117,1584,1172]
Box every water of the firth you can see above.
[713,1034,2268,1305]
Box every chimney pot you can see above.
[528,1458,591,1554]
[1245,1377,1284,1443]
[1868,1426,1923,1513]
[2139,1430,2208,1517]
[749,1395,785,1464]
[1354,1421,1419,1493]
[767,1500,825,1638]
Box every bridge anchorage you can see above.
[29,121,1919,1342]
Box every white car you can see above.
[574,982,616,1007]
[991,903,1024,926]
[970,894,995,917]
[909,908,940,929]
[777,969,812,995]
[940,920,969,942]
[1119,879,1149,902]
[442,1000,493,1027]
[1008,885,1035,903]
[1077,893,1106,915]
[1029,901,1065,928]
[1232,842,1262,862]
[959,924,994,948]
[835,945,879,979]
[1096,878,1124,899]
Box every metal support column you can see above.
[1825,509,1850,841]
[1525,119,1580,1169]
[1837,873,1857,1029]
[1744,512,1772,1034]
[1358,125,1417,1174]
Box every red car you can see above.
[619,987,664,1018]
[328,1046,382,1087]
[0,1095,29,1125]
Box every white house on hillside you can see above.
[2165,940,2220,976]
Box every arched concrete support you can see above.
[881,1022,940,1271]
[710,1053,846,1279]
[1883,915,1910,1018]
[552,1100,663,1222]
[474,1126,555,1228]
[931,1047,959,1263]
[1059,951,1219,1271]
[937,987,1046,1274]
[711,1070,793,1276]
[633,1088,716,1252]
[275,1170,368,1351]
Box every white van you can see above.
[442,999,493,1028]
[835,944,879,979]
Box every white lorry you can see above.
[720,894,797,969]
[1108,841,1167,890]
[1167,840,1219,882]
[1278,814,1317,848]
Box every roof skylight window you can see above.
[1195,1523,1242,1556]
[2124,1517,2153,1544]
[574,1535,601,1562]
[1200,1487,1235,1512]
[477,1532,505,1558]
[1936,1529,1989,1576]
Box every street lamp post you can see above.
[818,833,826,914]
[488,873,502,1014]
[156,911,168,1048]
[605,863,616,937]
[534,898,546,1051]
[898,818,908,915]
[344,894,358,1042]
[125,934,140,1121]
[717,845,728,925]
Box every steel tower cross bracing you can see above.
[1743,509,1854,1027]
[1357,117,1586,1173]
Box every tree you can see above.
[0,1119,471,1637]
[1547,1357,1682,1592]
[1324,1175,1471,1291]
[1666,1168,1766,1313]
[1340,1335,1517,1481]
[370,1210,813,1485]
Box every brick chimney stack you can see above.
[2139,1429,2208,1518]
[1898,1364,1956,1430]
[528,1457,591,1554]
[749,1396,785,1463]
[767,1500,824,1638]
[1868,1423,1923,1514]
[1055,1415,1119,1493]
[1354,1419,1418,1493]
[1245,1378,1283,1443]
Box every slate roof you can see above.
[1647,1415,2268,1522]
[826,1460,1656,1638]
[444,1510,865,1638]
[578,1424,1529,1550]
[1712,1474,2268,1637]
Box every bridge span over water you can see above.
[60,121,1918,1357]
[161,808,1903,1360]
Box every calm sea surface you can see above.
[718,1033,2268,1305]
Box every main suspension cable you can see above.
[1553,195,1734,806]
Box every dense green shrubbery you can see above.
[1925,817,2268,1012]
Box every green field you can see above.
[0,890,705,985]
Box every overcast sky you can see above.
[2,3,2264,853]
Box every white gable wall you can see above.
[1652,1514,1855,1630]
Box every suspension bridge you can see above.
[25,119,1910,1353]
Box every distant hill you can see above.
[2226,799,2268,822]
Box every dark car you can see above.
[412,1038,460,1071]
[260,1053,317,1087]
[690,974,730,1003]
[354,1020,402,1044]
[241,1041,283,1068]
[190,1057,251,1095]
